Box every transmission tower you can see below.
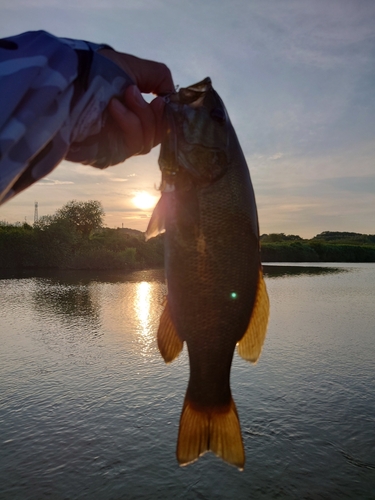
[34,201,39,223]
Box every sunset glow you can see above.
[132,192,158,211]
[1,2,374,237]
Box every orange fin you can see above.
[157,298,183,363]
[237,267,270,363]
[177,398,245,469]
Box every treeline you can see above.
[0,201,164,270]
[260,232,375,262]
[1,201,375,269]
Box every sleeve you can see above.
[0,30,133,205]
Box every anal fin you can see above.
[237,267,270,363]
[177,398,245,469]
[157,297,183,363]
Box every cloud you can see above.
[245,1,375,69]
[1,1,374,237]
[319,175,375,195]
[268,153,283,161]
[2,0,163,10]
[39,179,74,185]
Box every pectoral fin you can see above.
[157,298,183,363]
[145,195,168,241]
[237,267,269,363]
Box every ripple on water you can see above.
[1,265,375,499]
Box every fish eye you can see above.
[210,107,226,123]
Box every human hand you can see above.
[98,49,174,158]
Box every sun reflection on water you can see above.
[134,281,159,355]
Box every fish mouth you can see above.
[168,77,212,106]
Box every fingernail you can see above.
[131,85,148,108]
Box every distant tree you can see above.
[260,233,304,243]
[54,200,105,238]
[33,215,55,230]
[311,231,375,244]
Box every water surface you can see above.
[1,264,374,499]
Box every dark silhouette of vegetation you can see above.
[260,232,375,262]
[0,201,164,270]
[1,206,375,269]
[53,200,105,238]
[311,231,375,244]
[262,265,344,278]
[260,233,303,243]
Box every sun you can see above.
[132,191,157,210]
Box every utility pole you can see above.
[34,201,38,223]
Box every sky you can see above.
[1,0,374,237]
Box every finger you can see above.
[150,96,166,147]
[129,57,174,96]
[98,49,174,96]
[123,85,156,154]
[109,98,144,157]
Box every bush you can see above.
[70,247,136,270]
[260,242,319,262]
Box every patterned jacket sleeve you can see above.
[0,30,133,204]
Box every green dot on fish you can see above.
[230,292,238,299]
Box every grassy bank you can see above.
[1,201,374,269]
[0,222,164,270]
[2,223,375,269]
[260,241,375,262]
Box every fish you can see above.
[146,77,269,469]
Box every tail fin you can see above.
[176,398,245,469]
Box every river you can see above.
[0,263,374,499]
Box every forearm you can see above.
[0,30,132,204]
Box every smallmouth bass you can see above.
[146,78,269,469]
